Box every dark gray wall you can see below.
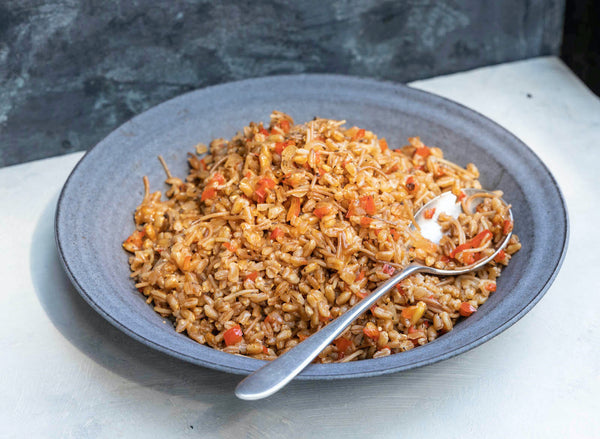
[562,0,600,96]
[0,0,564,167]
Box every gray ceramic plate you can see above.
[55,75,568,379]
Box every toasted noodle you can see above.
[123,112,521,362]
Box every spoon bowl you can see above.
[235,188,513,400]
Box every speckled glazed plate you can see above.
[55,75,568,379]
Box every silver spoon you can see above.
[235,188,513,400]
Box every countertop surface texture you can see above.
[0,57,598,438]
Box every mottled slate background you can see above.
[0,0,566,167]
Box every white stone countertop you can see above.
[1,57,598,438]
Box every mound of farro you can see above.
[123,112,520,363]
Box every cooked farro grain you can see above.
[123,112,520,362]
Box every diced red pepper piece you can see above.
[201,173,226,202]
[223,242,237,252]
[388,164,400,173]
[405,176,416,192]
[313,206,331,219]
[270,227,284,240]
[458,191,466,201]
[259,127,269,136]
[424,207,436,219]
[363,322,380,340]
[257,177,275,189]
[356,271,365,281]
[345,203,356,219]
[382,264,395,275]
[315,150,322,166]
[379,138,388,152]
[275,139,296,155]
[333,337,353,359]
[415,146,431,157]
[201,186,217,201]
[255,187,267,203]
[467,238,485,253]
[280,119,290,133]
[485,282,497,292]
[494,249,506,263]
[462,252,476,265]
[245,271,258,281]
[470,230,492,247]
[503,219,513,235]
[124,230,145,251]
[449,230,493,258]
[353,128,366,140]
[212,173,225,185]
[359,195,376,215]
[223,324,243,346]
[254,177,275,202]
[360,217,373,226]
[319,314,332,323]
[262,345,269,354]
[459,302,477,317]
[287,197,301,222]
[396,285,406,294]
[274,142,286,154]
[390,229,400,241]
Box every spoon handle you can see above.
[235,263,423,400]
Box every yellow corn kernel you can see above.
[410,301,427,326]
